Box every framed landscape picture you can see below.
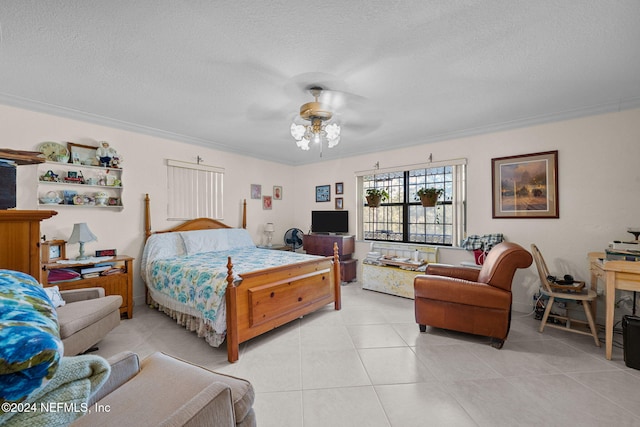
[491,150,558,218]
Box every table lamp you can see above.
[68,223,97,260]
[264,222,275,247]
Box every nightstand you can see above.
[42,255,134,318]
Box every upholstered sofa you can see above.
[56,287,122,356]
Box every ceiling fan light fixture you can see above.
[290,123,306,140]
[291,87,341,152]
[325,123,341,148]
[297,138,311,150]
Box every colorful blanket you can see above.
[147,247,321,326]
[461,234,504,251]
[0,270,63,412]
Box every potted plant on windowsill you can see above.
[416,187,443,207]
[365,188,389,208]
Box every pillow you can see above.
[224,228,256,249]
[141,233,187,282]
[43,286,66,308]
[0,270,63,408]
[180,229,227,255]
[180,228,256,255]
[142,232,186,262]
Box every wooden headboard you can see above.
[144,194,247,239]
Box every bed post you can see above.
[333,242,342,310]
[242,199,247,229]
[225,256,239,362]
[144,193,152,240]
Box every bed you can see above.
[141,195,341,362]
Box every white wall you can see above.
[4,103,640,320]
[289,108,640,319]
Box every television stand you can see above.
[303,234,357,283]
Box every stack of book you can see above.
[605,248,640,262]
[80,262,116,278]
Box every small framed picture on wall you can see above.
[315,185,330,202]
[335,197,343,210]
[263,195,272,210]
[335,182,344,195]
[273,186,282,200]
[251,184,261,199]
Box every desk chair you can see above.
[531,244,600,346]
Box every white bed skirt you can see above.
[146,286,227,348]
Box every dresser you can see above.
[0,209,57,282]
[303,234,357,282]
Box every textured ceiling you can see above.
[1,1,639,165]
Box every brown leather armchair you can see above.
[414,242,533,348]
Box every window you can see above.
[357,159,466,246]
[167,159,224,220]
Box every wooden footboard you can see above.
[225,243,341,362]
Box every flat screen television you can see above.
[311,210,349,234]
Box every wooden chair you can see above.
[530,244,600,346]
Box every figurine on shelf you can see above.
[96,141,122,167]
[110,153,122,168]
[96,141,111,167]
[40,170,59,182]
[95,191,108,206]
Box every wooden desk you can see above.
[589,252,640,359]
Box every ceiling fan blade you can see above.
[285,72,368,106]
[343,120,382,133]
[246,103,292,121]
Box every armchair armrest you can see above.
[425,264,481,282]
[158,383,236,427]
[88,351,140,406]
[60,287,106,303]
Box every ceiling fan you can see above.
[243,70,382,154]
[290,86,341,151]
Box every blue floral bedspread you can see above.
[147,247,322,325]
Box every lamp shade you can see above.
[68,223,97,244]
[264,223,275,233]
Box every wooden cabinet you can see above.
[42,255,134,318]
[303,234,357,282]
[0,210,57,282]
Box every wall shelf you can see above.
[37,161,123,210]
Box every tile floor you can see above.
[94,284,640,427]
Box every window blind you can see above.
[167,159,224,220]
